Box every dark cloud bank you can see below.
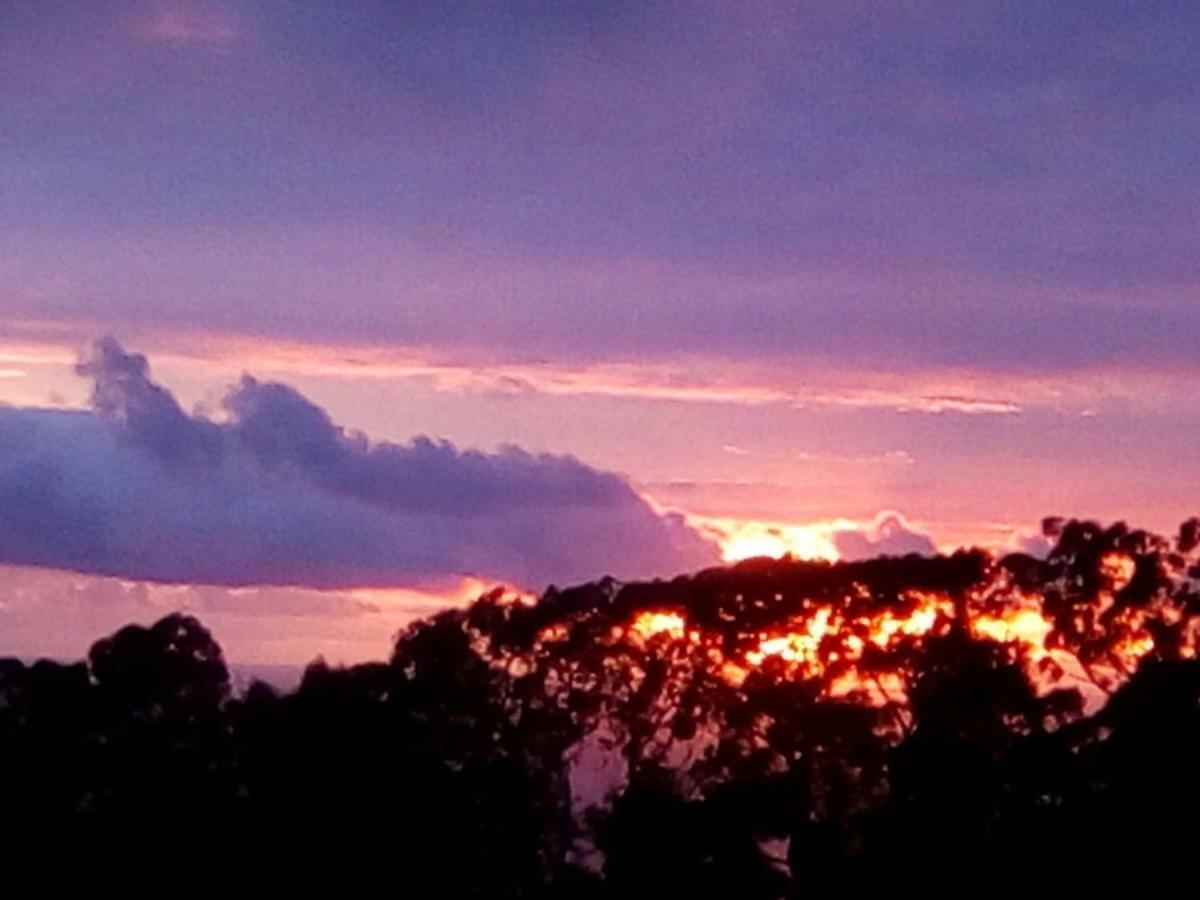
[0,339,718,589]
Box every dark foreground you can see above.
[2,517,1199,894]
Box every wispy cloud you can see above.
[11,325,1199,422]
[145,330,1200,417]
[0,329,1028,416]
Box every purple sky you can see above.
[2,1,1198,663]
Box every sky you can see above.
[2,1,1198,664]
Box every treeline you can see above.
[2,518,1199,893]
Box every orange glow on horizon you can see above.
[611,582,1162,707]
[740,591,955,690]
[709,519,842,563]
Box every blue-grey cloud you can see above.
[832,512,937,561]
[0,339,719,589]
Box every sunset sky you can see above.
[2,1,1198,664]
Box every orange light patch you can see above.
[973,606,1053,655]
[630,610,687,642]
[1100,552,1137,590]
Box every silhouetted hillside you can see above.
[3,516,1199,893]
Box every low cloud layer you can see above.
[0,339,718,589]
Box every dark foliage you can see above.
[2,518,1199,893]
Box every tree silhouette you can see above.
[2,516,1199,891]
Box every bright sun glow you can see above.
[711,520,841,563]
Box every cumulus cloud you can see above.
[832,512,937,561]
[1007,529,1054,560]
[0,339,719,590]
